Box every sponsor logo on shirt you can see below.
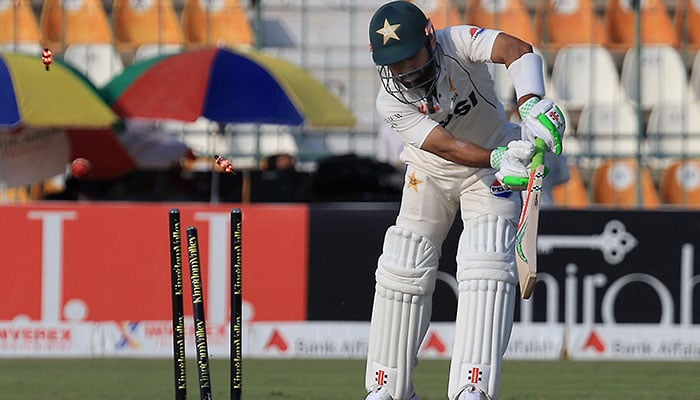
[469,27,485,40]
[490,179,512,198]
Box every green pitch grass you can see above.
[0,358,698,399]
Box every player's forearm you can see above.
[491,32,533,67]
[421,127,491,168]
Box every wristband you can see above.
[518,96,540,120]
[490,146,507,169]
[507,52,546,100]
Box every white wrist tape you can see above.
[507,52,545,100]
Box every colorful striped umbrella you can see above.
[0,53,135,186]
[101,47,356,128]
[0,52,118,130]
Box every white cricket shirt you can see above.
[376,26,520,173]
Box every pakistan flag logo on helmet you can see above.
[376,19,401,45]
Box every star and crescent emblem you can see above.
[407,171,423,192]
[376,19,401,45]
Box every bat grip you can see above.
[531,138,546,171]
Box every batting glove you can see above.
[490,140,535,190]
[519,97,565,155]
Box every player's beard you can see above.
[379,45,441,105]
[395,57,436,91]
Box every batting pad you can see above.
[449,215,517,400]
[366,226,439,400]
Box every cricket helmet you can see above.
[369,1,440,104]
[369,1,433,66]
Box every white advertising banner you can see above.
[0,321,93,357]
[0,320,572,360]
[567,325,700,360]
[90,320,232,358]
[505,323,565,360]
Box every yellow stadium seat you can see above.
[411,0,462,29]
[112,0,183,50]
[39,0,113,49]
[660,159,700,207]
[535,0,609,50]
[464,0,540,46]
[591,158,660,208]
[181,0,254,47]
[603,0,679,50]
[0,0,42,48]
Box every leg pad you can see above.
[366,226,439,400]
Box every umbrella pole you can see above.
[209,124,224,203]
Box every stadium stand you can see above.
[39,0,114,48]
[675,0,700,50]
[181,0,255,47]
[62,44,125,87]
[620,45,691,111]
[690,50,700,100]
[603,0,679,49]
[112,0,184,51]
[660,158,700,206]
[550,44,622,114]
[5,0,693,207]
[132,44,183,63]
[63,43,124,87]
[463,0,540,46]
[576,101,642,158]
[535,0,609,50]
[410,0,462,28]
[646,101,700,159]
[591,158,661,208]
[552,163,590,208]
[0,0,42,54]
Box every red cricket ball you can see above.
[71,158,92,178]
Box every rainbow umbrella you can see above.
[0,52,118,130]
[101,47,356,128]
[0,53,134,186]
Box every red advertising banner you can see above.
[0,203,309,323]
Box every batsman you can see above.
[364,2,565,400]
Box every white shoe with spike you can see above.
[457,385,489,400]
[364,386,420,400]
[365,386,395,400]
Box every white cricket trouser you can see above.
[396,164,520,245]
[396,163,520,400]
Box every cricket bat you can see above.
[514,138,546,299]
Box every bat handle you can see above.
[531,138,546,171]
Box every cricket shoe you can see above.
[364,386,420,400]
[456,385,488,400]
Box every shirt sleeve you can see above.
[376,90,440,149]
[439,25,501,63]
